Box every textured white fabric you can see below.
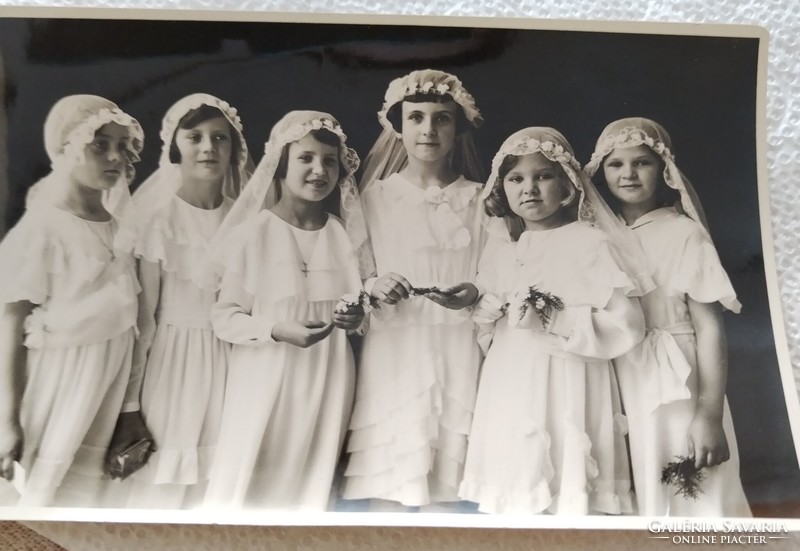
[1,0,797,549]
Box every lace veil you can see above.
[482,126,655,296]
[359,69,485,195]
[116,93,253,252]
[584,117,712,241]
[209,110,373,278]
[26,94,144,221]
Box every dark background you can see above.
[1,16,797,512]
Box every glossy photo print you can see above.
[0,7,797,530]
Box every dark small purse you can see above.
[104,438,155,481]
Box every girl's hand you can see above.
[687,412,730,469]
[0,420,23,481]
[333,303,366,331]
[371,273,412,305]
[424,283,479,311]
[272,321,335,348]
[472,293,506,325]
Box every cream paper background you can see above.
[0,0,798,549]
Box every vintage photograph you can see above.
[0,8,797,527]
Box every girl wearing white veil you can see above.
[459,127,646,515]
[203,111,368,511]
[0,95,144,506]
[585,117,751,517]
[342,69,487,510]
[112,94,252,509]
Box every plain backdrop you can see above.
[0,15,797,511]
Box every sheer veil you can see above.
[208,110,373,279]
[115,93,253,254]
[26,94,145,224]
[483,127,656,297]
[359,69,485,196]
[584,117,712,242]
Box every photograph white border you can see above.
[0,5,796,532]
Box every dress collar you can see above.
[629,206,677,230]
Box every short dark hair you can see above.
[484,155,518,218]
[385,92,469,135]
[168,104,242,167]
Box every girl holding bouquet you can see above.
[342,69,487,511]
[459,127,648,515]
[203,111,370,511]
[584,117,751,517]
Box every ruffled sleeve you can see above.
[1,207,140,348]
[510,223,646,360]
[0,207,112,306]
[0,210,55,305]
[664,222,741,313]
[547,288,645,360]
[518,225,636,310]
[124,196,229,292]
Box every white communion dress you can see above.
[204,209,362,511]
[0,205,139,507]
[459,222,644,515]
[343,173,486,506]
[122,194,233,509]
[613,207,751,517]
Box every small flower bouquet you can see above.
[504,286,565,328]
[336,290,379,313]
[410,285,451,296]
[660,456,705,500]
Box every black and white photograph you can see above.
[0,7,798,530]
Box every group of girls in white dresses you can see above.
[0,68,751,518]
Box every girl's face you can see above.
[279,133,340,204]
[400,101,458,164]
[174,116,233,183]
[503,152,572,231]
[602,145,662,209]
[70,122,130,191]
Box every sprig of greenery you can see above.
[514,286,565,326]
[661,456,705,500]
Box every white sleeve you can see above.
[547,289,645,360]
[121,259,160,413]
[212,279,278,346]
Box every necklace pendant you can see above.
[301,262,309,277]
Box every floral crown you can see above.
[268,116,360,176]
[586,126,675,175]
[160,94,248,166]
[491,135,583,176]
[62,107,144,164]
[378,69,483,131]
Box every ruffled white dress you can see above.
[121,195,232,509]
[203,209,361,511]
[459,222,644,515]
[343,173,486,506]
[613,207,751,517]
[0,205,139,507]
